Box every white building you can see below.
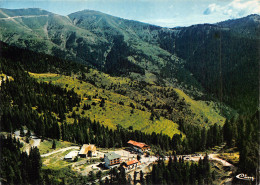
[104,152,121,168]
[64,151,79,161]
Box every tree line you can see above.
[173,122,223,154]
[0,135,42,185]
[0,41,87,75]
[0,135,93,185]
[223,112,259,177]
[146,154,214,185]
[0,57,80,139]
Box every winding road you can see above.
[41,146,80,157]
[209,154,234,167]
[185,154,236,185]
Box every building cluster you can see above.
[64,140,150,171]
[104,140,150,169]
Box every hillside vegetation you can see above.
[30,69,226,137]
[0,38,228,137]
[0,50,182,151]
[172,16,259,113]
[30,73,181,137]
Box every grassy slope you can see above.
[39,140,75,155]
[69,10,202,93]
[82,69,228,127]
[30,70,226,137]
[30,72,181,137]
[174,89,226,127]
[0,11,108,64]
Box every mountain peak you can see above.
[217,13,260,26]
[68,9,112,18]
[247,14,260,22]
[246,13,260,18]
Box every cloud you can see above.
[203,0,260,18]
[203,4,220,15]
[140,15,208,28]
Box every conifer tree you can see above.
[52,140,56,149]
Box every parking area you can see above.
[113,149,138,161]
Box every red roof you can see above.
[127,140,148,148]
[126,159,139,166]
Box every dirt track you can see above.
[0,15,49,20]
[41,146,80,157]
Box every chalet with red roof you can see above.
[123,159,140,171]
[127,140,150,152]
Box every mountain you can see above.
[217,14,260,38]
[0,41,230,137]
[0,8,259,113]
[0,8,109,64]
[0,8,201,94]
[172,15,259,112]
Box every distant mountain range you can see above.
[0,8,259,113]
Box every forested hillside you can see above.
[0,41,234,152]
[1,41,229,134]
[172,15,259,113]
[0,135,42,184]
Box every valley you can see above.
[0,7,259,185]
[4,130,236,185]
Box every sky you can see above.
[0,0,259,27]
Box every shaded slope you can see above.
[172,15,260,112]
[68,10,202,93]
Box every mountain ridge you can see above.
[0,8,259,113]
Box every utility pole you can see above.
[218,29,223,115]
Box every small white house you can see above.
[64,151,79,161]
